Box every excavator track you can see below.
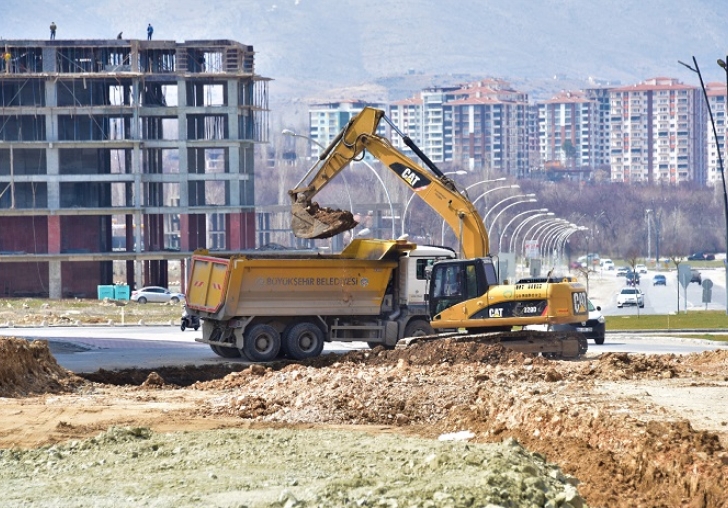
[396,330,588,359]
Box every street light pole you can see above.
[681,56,728,315]
[441,183,518,245]
[510,212,554,253]
[483,195,537,230]
[499,208,548,253]
[484,197,538,252]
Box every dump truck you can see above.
[185,240,455,361]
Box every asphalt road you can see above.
[2,323,727,373]
[2,267,727,373]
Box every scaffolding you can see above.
[0,38,270,298]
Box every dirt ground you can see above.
[1,330,728,507]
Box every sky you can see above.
[2,0,727,101]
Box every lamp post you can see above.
[544,226,575,268]
[680,56,728,315]
[509,212,554,253]
[499,208,548,254]
[538,223,572,261]
[527,219,568,261]
[645,208,652,261]
[401,170,466,237]
[483,194,537,230]
[440,183,518,245]
[484,197,538,252]
[520,218,566,267]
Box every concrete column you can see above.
[48,260,62,299]
[177,78,188,207]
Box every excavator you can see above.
[288,107,589,358]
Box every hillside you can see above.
[3,0,727,107]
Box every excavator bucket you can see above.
[291,200,359,239]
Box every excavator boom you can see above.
[288,107,489,258]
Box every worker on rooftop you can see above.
[147,23,153,40]
[50,22,57,40]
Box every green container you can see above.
[114,284,130,301]
[97,285,115,300]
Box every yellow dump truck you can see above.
[185,239,455,361]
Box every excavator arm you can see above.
[288,107,489,258]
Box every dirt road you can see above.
[1,332,728,507]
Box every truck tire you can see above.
[594,335,605,345]
[284,322,324,360]
[403,319,434,338]
[243,323,281,362]
[210,344,242,358]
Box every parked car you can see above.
[652,274,667,286]
[688,252,715,261]
[625,271,640,286]
[616,266,629,277]
[600,259,615,271]
[691,270,702,285]
[131,286,185,304]
[635,264,648,274]
[617,287,645,308]
[551,299,606,345]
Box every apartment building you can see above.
[446,79,530,177]
[388,95,424,159]
[307,100,386,159]
[706,82,728,187]
[537,87,611,177]
[0,38,269,298]
[609,77,705,184]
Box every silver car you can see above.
[131,286,185,304]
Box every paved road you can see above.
[0,326,367,373]
[2,324,727,373]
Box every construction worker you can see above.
[50,22,57,40]
[147,23,153,40]
[3,51,11,73]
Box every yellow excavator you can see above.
[289,107,589,357]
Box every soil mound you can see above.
[0,338,83,397]
[305,338,537,368]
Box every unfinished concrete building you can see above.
[0,38,269,298]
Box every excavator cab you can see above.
[429,258,498,316]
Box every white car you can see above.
[600,259,615,271]
[616,287,645,308]
[131,286,185,304]
[635,264,648,274]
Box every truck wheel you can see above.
[180,322,186,331]
[210,344,242,358]
[284,322,324,360]
[243,324,281,362]
[404,319,434,338]
[594,335,605,345]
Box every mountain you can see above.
[3,0,727,108]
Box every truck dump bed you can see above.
[186,239,414,320]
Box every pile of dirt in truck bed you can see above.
[0,338,82,396]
